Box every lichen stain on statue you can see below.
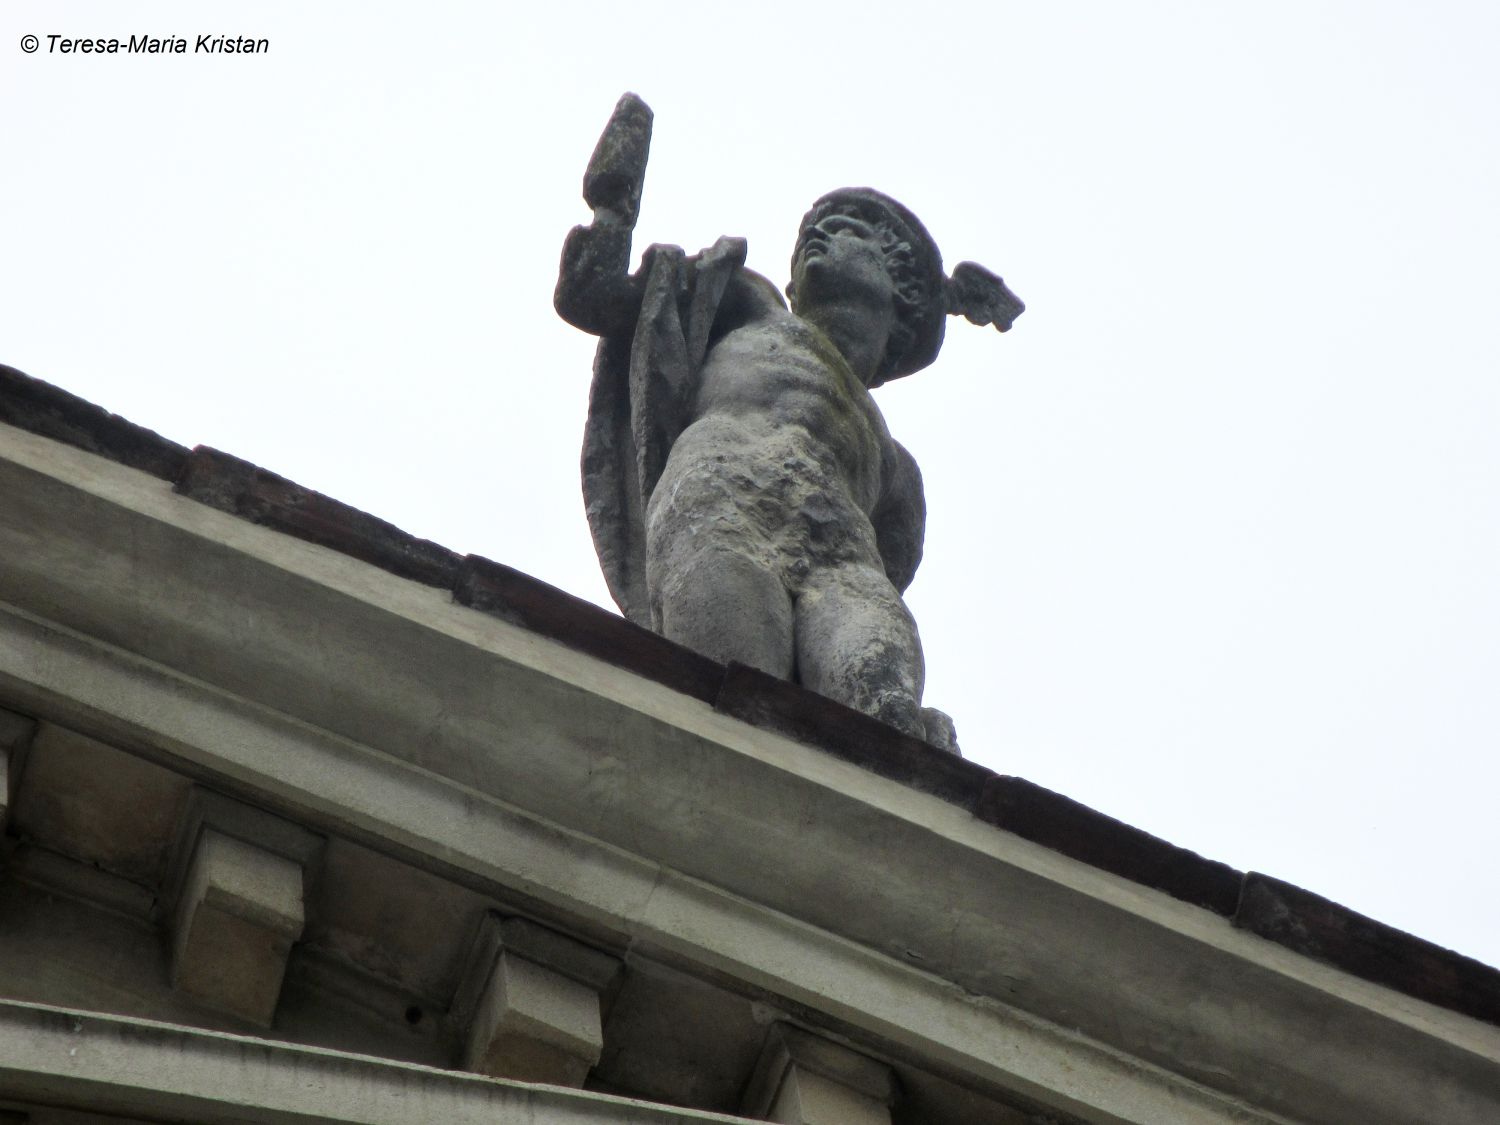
[556,93,1023,756]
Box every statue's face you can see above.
[791,212,895,315]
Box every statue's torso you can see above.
[645,312,892,587]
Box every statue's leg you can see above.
[654,545,794,678]
[793,563,926,738]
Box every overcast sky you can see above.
[5,2,1497,971]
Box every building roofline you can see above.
[3,361,1496,1032]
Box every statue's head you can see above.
[788,188,946,386]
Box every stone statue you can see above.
[556,94,1022,753]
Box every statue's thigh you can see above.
[793,565,925,730]
[655,546,794,679]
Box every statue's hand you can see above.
[556,94,655,337]
[583,93,652,229]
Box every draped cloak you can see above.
[580,236,748,628]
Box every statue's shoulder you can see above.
[706,264,788,343]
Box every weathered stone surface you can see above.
[0,997,753,1125]
[0,707,29,832]
[0,363,189,482]
[464,950,602,1085]
[171,828,304,1026]
[771,1067,891,1125]
[455,553,724,704]
[455,913,620,1087]
[6,415,1500,1124]
[162,788,324,915]
[0,707,35,756]
[557,96,1025,754]
[8,722,189,886]
[175,446,460,588]
[1233,872,1500,1027]
[744,1025,896,1125]
[977,773,1245,916]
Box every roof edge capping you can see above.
[0,363,189,481]
[1234,872,1500,1027]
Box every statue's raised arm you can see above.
[557,95,1024,754]
[559,95,758,628]
[554,93,653,339]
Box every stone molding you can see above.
[5,369,1497,1025]
[3,417,1499,1124]
[0,998,752,1124]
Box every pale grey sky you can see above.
[5,1,1498,968]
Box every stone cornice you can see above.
[2,407,1499,1124]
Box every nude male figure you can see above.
[646,199,934,738]
[556,96,1021,751]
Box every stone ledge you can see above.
[0,602,1324,1125]
[176,445,461,589]
[0,365,188,483]
[456,554,723,705]
[977,775,1244,917]
[713,663,983,804]
[5,376,1500,1125]
[1235,873,1500,1027]
[0,998,753,1124]
[0,368,1446,983]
